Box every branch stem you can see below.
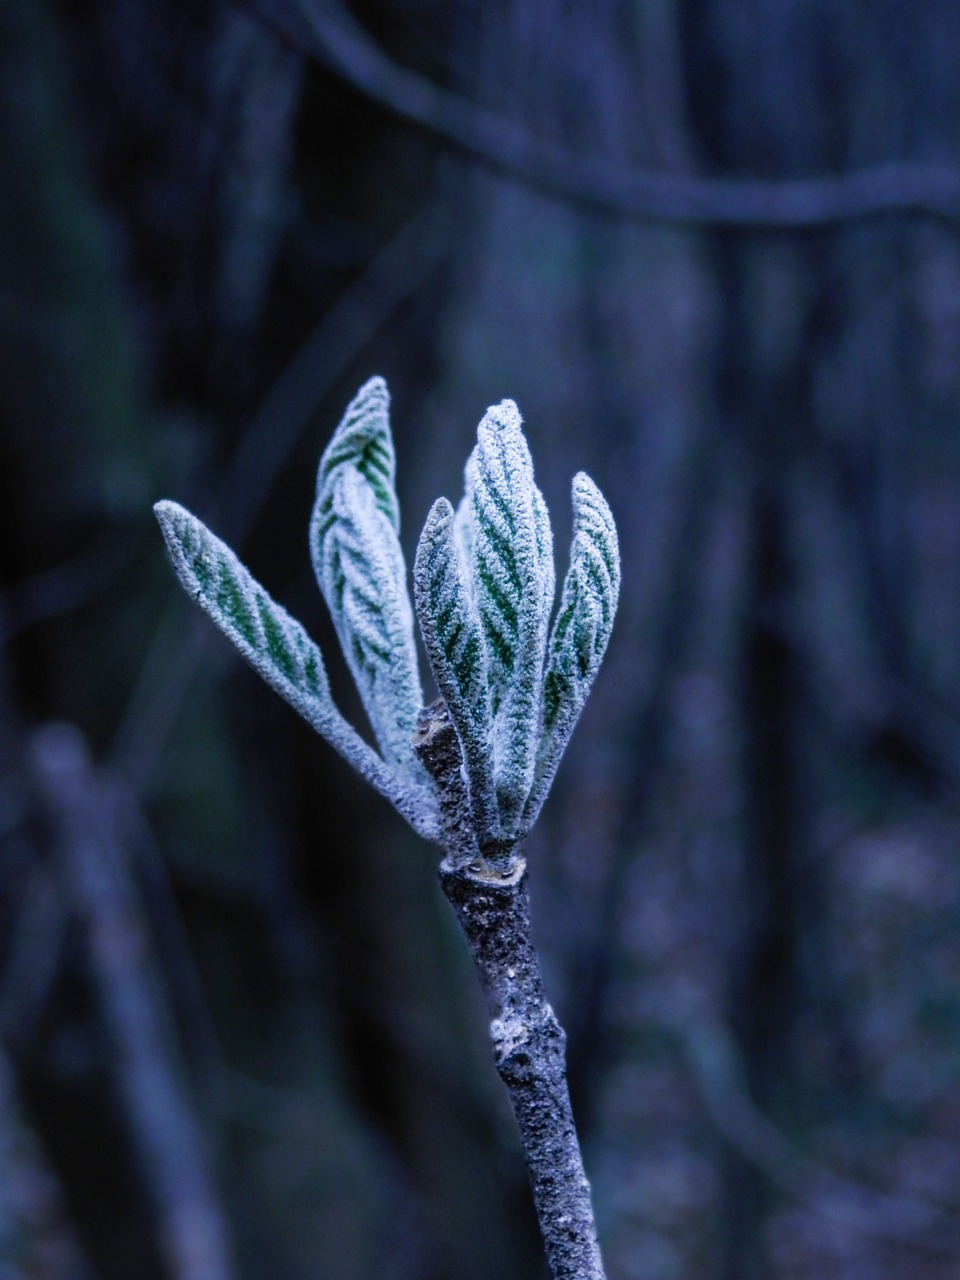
[414,702,605,1279]
[441,859,605,1279]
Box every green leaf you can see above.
[315,375,398,529]
[310,378,423,772]
[154,500,439,841]
[465,401,553,834]
[413,497,498,846]
[523,472,619,831]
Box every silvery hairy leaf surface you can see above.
[413,496,498,845]
[309,376,424,776]
[461,402,554,837]
[414,397,621,855]
[523,472,620,830]
[154,499,438,841]
[156,378,618,861]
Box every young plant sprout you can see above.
[155,377,619,1280]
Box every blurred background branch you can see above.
[261,0,960,229]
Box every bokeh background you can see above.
[5,1,960,1277]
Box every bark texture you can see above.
[440,860,605,1280]
[414,701,605,1280]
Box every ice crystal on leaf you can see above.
[155,379,619,866]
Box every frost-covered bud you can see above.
[414,398,619,857]
[155,379,619,862]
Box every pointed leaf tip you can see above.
[153,498,184,544]
[316,375,398,531]
[480,398,523,434]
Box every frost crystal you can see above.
[155,379,619,864]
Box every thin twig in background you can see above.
[0,866,66,1051]
[253,0,960,230]
[663,1003,960,1259]
[29,722,237,1280]
[565,409,725,1128]
[0,530,137,646]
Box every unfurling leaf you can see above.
[463,401,554,834]
[523,472,620,831]
[413,497,498,845]
[309,377,423,773]
[154,500,438,841]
